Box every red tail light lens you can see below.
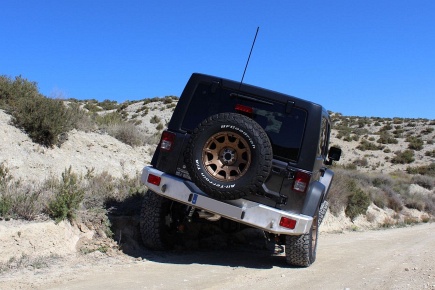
[147,174,161,186]
[293,171,310,193]
[160,131,175,151]
[235,104,253,116]
[279,217,297,229]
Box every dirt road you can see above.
[25,223,432,290]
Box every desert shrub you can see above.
[105,122,144,147]
[141,108,149,116]
[369,188,389,209]
[66,102,96,132]
[382,186,404,212]
[411,175,434,190]
[84,102,102,113]
[406,163,435,177]
[1,75,93,147]
[142,97,161,105]
[166,103,176,109]
[47,167,85,223]
[345,180,371,221]
[150,115,161,124]
[0,75,40,110]
[12,96,78,147]
[98,99,119,110]
[353,158,369,167]
[402,192,429,212]
[371,174,393,187]
[94,111,123,127]
[377,131,398,144]
[0,194,12,218]
[357,140,383,151]
[406,136,424,151]
[391,150,415,164]
[425,150,435,157]
[379,123,393,131]
[421,127,434,135]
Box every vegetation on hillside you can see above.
[0,75,434,230]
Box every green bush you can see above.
[11,96,76,147]
[0,195,12,218]
[357,140,383,151]
[345,180,371,221]
[406,136,424,151]
[47,167,84,223]
[377,131,398,144]
[391,150,415,164]
[407,163,435,177]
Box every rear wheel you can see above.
[139,190,186,250]
[318,200,329,225]
[284,209,320,267]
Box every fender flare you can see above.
[301,181,325,217]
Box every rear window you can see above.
[182,82,307,162]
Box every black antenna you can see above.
[239,26,260,90]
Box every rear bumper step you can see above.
[141,166,313,235]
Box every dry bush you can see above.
[105,122,145,147]
[411,175,434,190]
[406,163,435,176]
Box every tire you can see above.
[318,200,329,225]
[285,209,320,267]
[139,190,185,250]
[185,113,272,200]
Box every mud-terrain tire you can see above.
[285,210,320,267]
[139,190,185,250]
[318,200,329,225]
[185,113,272,200]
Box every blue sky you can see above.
[1,1,434,119]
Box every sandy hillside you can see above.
[0,101,434,289]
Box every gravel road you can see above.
[38,223,435,290]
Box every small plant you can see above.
[406,136,424,151]
[357,140,383,151]
[391,150,415,164]
[344,180,371,221]
[150,115,161,124]
[406,163,435,177]
[156,122,164,131]
[377,131,398,144]
[47,167,84,223]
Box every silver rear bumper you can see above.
[141,166,313,235]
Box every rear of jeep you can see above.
[140,73,340,267]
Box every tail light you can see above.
[279,217,297,229]
[235,104,253,117]
[293,171,311,193]
[147,174,161,186]
[160,131,175,151]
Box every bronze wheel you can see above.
[202,131,251,181]
[185,113,272,200]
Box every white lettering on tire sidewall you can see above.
[220,124,256,149]
[195,159,235,189]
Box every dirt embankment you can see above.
[1,221,434,290]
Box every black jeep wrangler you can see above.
[140,73,341,267]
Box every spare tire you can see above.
[185,113,272,200]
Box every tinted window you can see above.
[182,82,307,162]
